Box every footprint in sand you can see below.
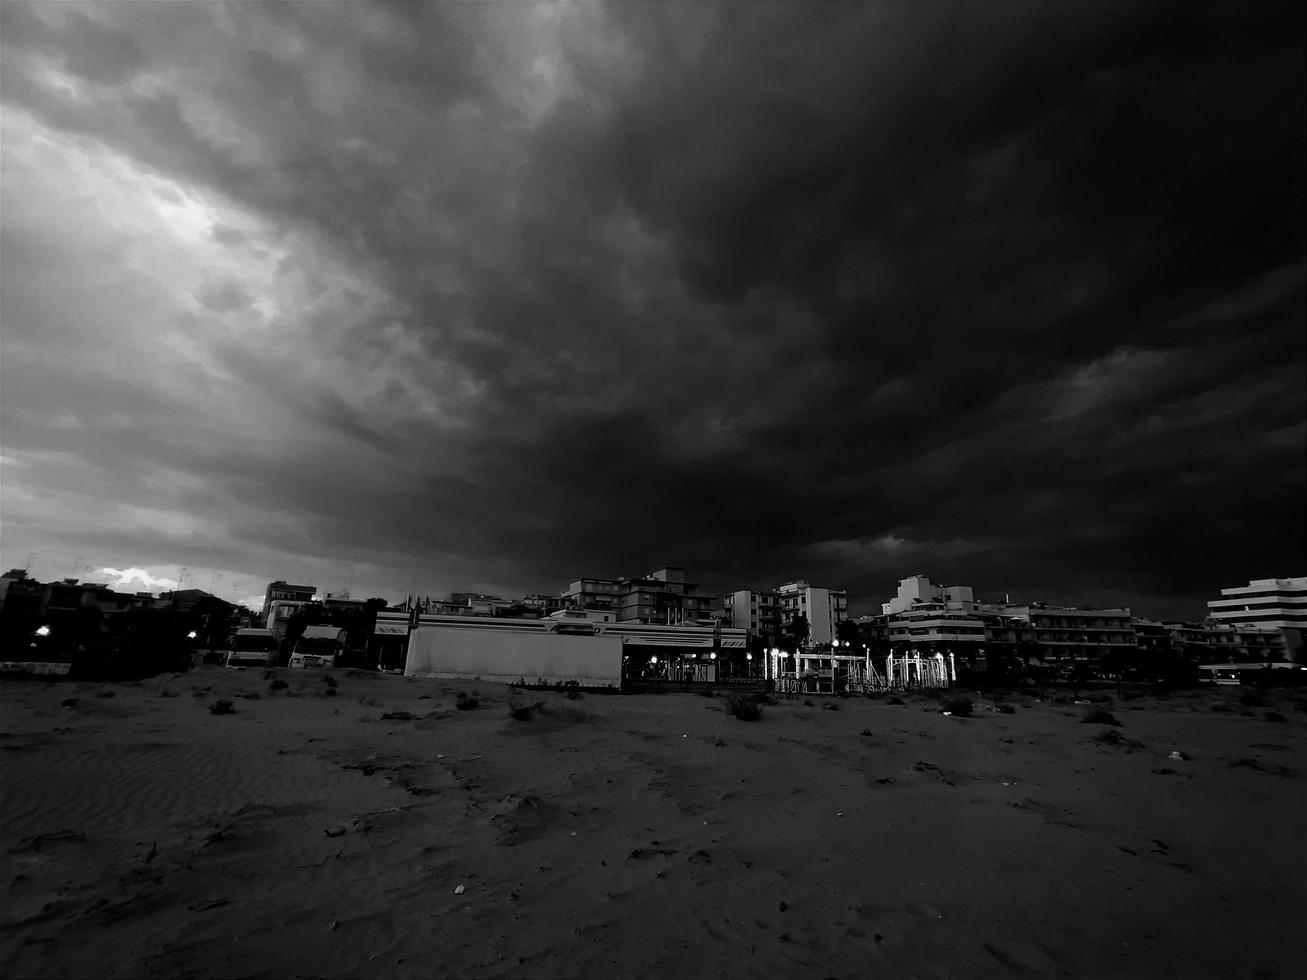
[983,939,1061,974]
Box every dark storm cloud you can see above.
[0,2,1302,615]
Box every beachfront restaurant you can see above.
[610,623,747,683]
[372,611,747,688]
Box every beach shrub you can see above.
[1240,691,1266,707]
[1081,708,1121,726]
[563,681,583,700]
[996,703,1016,714]
[323,675,338,689]
[1090,729,1145,751]
[209,698,235,715]
[823,702,839,711]
[942,698,973,717]
[507,691,544,721]
[752,692,778,706]
[726,693,762,721]
[269,679,288,692]
[886,696,905,705]
[456,691,479,711]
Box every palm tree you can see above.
[785,613,810,652]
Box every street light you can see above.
[35,625,51,637]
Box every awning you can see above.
[619,635,746,649]
[374,622,410,635]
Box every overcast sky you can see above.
[1,2,1303,617]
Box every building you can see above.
[1207,576,1305,661]
[1132,618,1174,655]
[262,581,316,620]
[1160,620,1292,663]
[723,589,783,647]
[985,603,1137,671]
[884,603,987,650]
[1207,576,1307,629]
[523,593,566,616]
[776,580,849,647]
[374,609,747,685]
[561,567,718,625]
[881,575,976,616]
[323,591,370,614]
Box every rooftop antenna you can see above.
[25,552,36,572]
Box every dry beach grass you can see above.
[2,669,1305,979]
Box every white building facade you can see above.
[882,575,976,616]
[777,580,849,647]
[723,588,782,639]
[1207,577,1307,630]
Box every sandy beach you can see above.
[2,669,1304,979]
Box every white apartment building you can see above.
[881,575,976,616]
[777,580,849,646]
[884,603,987,647]
[1207,577,1307,631]
[723,589,782,639]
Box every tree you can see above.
[835,618,861,648]
[785,614,810,652]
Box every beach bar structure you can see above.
[766,646,955,694]
[375,611,747,689]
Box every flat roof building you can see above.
[262,581,316,619]
[561,566,718,625]
[1207,577,1306,631]
[882,575,975,616]
[777,581,849,647]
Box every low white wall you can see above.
[405,626,623,688]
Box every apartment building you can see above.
[262,580,316,620]
[560,567,718,625]
[1207,577,1306,630]
[881,575,977,615]
[1159,621,1292,663]
[989,604,1137,666]
[884,603,987,646]
[723,589,782,645]
[776,580,849,647]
